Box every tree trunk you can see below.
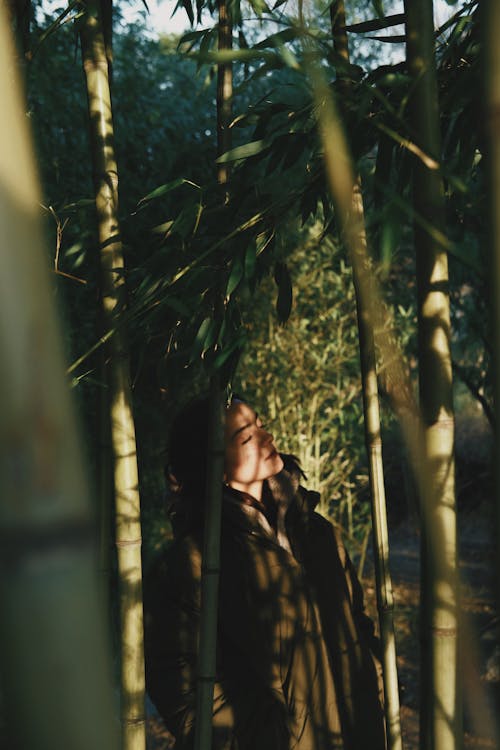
[0,11,119,749]
[79,3,146,748]
[193,4,232,749]
[404,2,461,749]
[330,4,402,748]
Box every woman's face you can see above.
[224,401,284,495]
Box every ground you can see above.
[378,509,499,750]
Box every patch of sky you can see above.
[118,0,463,69]
[38,0,465,68]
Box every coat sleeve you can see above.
[333,527,382,661]
[143,538,202,744]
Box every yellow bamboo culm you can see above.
[403,2,460,749]
[79,3,146,748]
[0,8,119,749]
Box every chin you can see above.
[270,454,284,475]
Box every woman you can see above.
[144,396,386,750]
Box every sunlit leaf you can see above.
[216,139,269,163]
[137,178,199,206]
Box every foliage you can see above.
[25,0,490,537]
[234,225,372,538]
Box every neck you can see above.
[227,479,263,503]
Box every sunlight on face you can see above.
[224,402,284,498]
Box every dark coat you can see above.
[144,464,386,750]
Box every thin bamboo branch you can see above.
[79,3,146,748]
[193,3,232,749]
[0,10,118,748]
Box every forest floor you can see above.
[369,506,499,750]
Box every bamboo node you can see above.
[123,716,146,725]
[201,565,221,574]
[115,537,142,548]
[431,626,457,637]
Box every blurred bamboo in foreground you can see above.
[79,2,146,747]
[193,2,233,748]
[0,9,119,749]
[329,4,402,748]
[404,3,461,748]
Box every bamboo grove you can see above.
[1,0,498,749]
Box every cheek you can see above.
[225,444,262,482]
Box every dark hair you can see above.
[168,396,211,499]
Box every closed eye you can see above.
[242,435,252,445]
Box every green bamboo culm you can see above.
[403,2,461,749]
[485,0,500,659]
[193,384,225,750]
[329,4,402,748]
[194,4,233,748]
[0,10,119,749]
[78,3,146,748]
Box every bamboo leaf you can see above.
[213,333,245,369]
[343,13,405,33]
[247,0,271,16]
[256,231,274,256]
[194,47,276,64]
[216,139,269,163]
[137,178,199,206]
[226,255,245,297]
[279,45,301,70]
[31,0,82,56]
[190,317,214,361]
[173,0,194,25]
[365,34,406,43]
[254,28,301,48]
[198,26,216,66]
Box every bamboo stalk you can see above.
[193,3,233,749]
[79,3,146,748]
[329,4,402,748]
[403,2,460,749]
[194,383,225,750]
[0,10,119,748]
[485,0,500,695]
